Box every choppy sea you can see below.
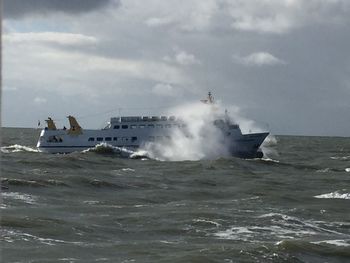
[1,127,350,262]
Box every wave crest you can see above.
[82,143,149,159]
[1,144,39,153]
[314,190,350,200]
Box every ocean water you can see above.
[1,127,350,262]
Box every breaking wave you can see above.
[214,212,345,243]
[330,156,350,160]
[82,143,149,159]
[312,239,350,247]
[1,192,38,205]
[314,190,350,200]
[1,144,39,153]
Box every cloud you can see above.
[3,33,188,96]
[4,32,98,46]
[226,0,350,34]
[164,50,201,66]
[34,97,47,105]
[234,52,286,66]
[3,0,350,135]
[231,14,293,34]
[145,17,173,27]
[3,0,117,19]
[3,86,18,91]
[151,83,177,96]
[140,0,218,32]
[175,51,201,65]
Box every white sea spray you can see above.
[143,101,270,161]
[144,102,229,161]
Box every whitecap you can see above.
[130,150,149,159]
[133,204,146,208]
[159,240,180,244]
[261,158,280,163]
[1,144,39,153]
[316,168,330,173]
[215,224,318,242]
[1,229,84,246]
[122,168,135,172]
[1,192,37,204]
[83,200,100,205]
[312,239,350,247]
[82,143,134,157]
[21,232,84,246]
[330,156,350,160]
[214,227,253,240]
[314,191,350,200]
[257,213,342,235]
[82,143,151,160]
[193,219,221,227]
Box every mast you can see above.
[201,91,215,104]
[208,92,214,104]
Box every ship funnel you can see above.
[45,117,57,130]
[67,115,83,135]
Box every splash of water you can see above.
[143,102,228,161]
[143,101,271,161]
[261,135,278,159]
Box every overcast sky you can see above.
[2,0,350,136]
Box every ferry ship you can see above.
[36,93,269,158]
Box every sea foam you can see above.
[314,191,350,200]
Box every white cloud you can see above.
[164,50,201,66]
[145,17,173,27]
[3,86,18,91]
[234,52,286,66]
[226,0,350,34]
[3,34,188,96]
[137,0,218,31]
[231,14,293,34]
[175,51,201,65]
[151,83,177,96]
[34,97,47,105]
[4,32,98,46]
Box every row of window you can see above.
[88,136,138,142]
[113,124,186,129]
[47,135,63,143]
[88,136,172,142]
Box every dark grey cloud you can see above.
[3,0,118,19]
